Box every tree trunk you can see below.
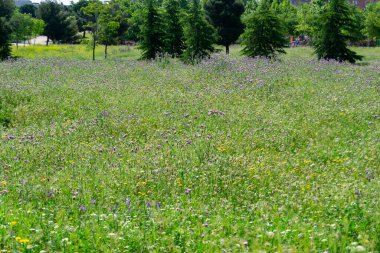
[105,44,108,59]
[83,30,86,38]
[92,33,96,61]
[226,44,229,55]
[46,36,49,46]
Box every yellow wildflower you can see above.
[19,239,30,243]
[303,159,312,164]
[217,144,226,152]
[15,237,22,241]
[11,221,17,225]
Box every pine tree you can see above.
[182,0,217,63]
[162,0,184,57]
[241,0,288,59]
[313,0,363,63]
[0,0,15,60]
[139,0,165,60]
[204,0,244,54]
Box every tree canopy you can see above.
[37,0,79,44]
[162,0,185,57]
[313,0,363,63]
[139,0,165,59]
[182,0,217,63]
[241,0,288,59]
[0,0,16,60]
[204,0,245,54]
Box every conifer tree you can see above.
[204,0,244,54]
[313,0,363,63]
[162,0,184,57]
[241,0,287,59]
[139,0,165,59]
[0,0,15,60]
[182,0,217,63]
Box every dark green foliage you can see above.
[313,0,363,63]
[0,18,13,60]
[179,0,188,9]
[105,0,131,41]
[139,0,165,59]
[0,0,15,60]
[70,0,91,37]
[19,4,37,17]
[241,0,288,59]
[37,0,79,44]
[204,0,244,54]
[124,0,144,41]
[162,0,185,57]
[182,0,217,63]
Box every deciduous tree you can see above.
[31,18,46,45]
[82,0,103,60]
[37,0,79,45]
[364,2,380,39]
[98,5,120,59]
[19,3,37,17]
[10,11,34,48]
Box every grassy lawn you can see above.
[1,46,379,252]
[12,44,141,60]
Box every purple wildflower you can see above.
[146,202,151,207]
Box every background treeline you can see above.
[1,0,380,62]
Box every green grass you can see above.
[0,46,379,252]
[12,44,140,60]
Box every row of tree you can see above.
[1,0,380,62]
[8,11,45,48]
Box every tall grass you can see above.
[0,48,379,252]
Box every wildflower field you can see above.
[0,46,379,252]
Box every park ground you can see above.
[0,45,379,252]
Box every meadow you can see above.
[0,45,379,252]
